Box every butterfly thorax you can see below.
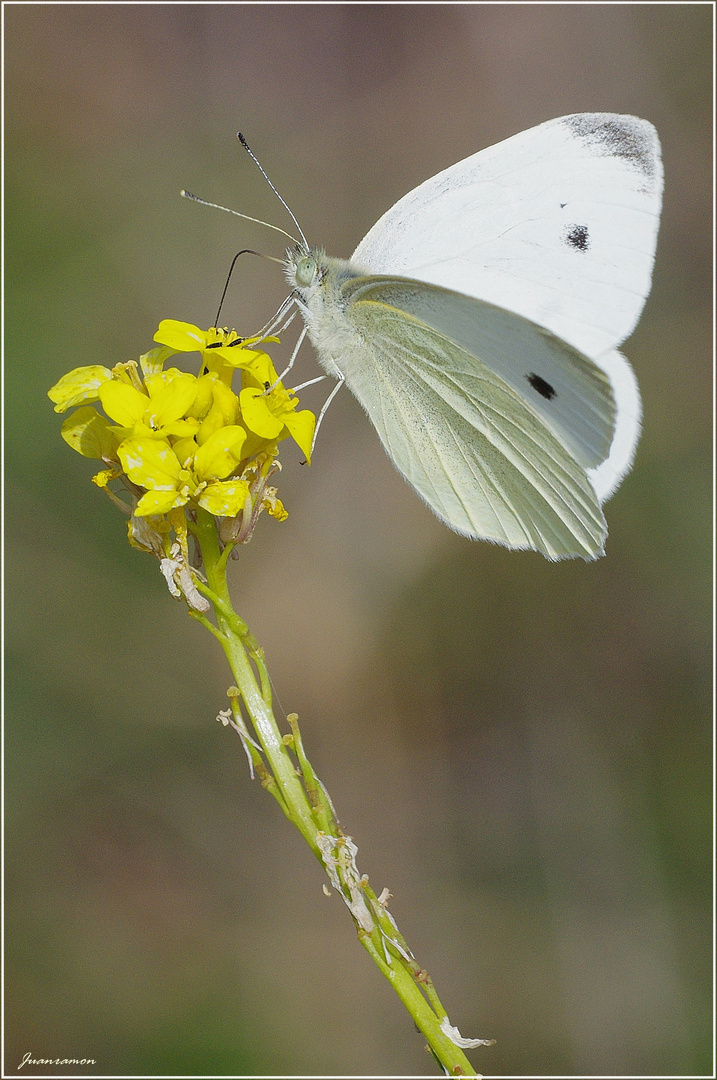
[285,248,370,380]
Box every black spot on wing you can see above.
[564,223,589,252]
[563,113,657,184]
[527,373,556,400]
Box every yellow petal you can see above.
[284,409,316,463]
[48,366,113,413]
[61,406,119,459]
[118,437,182,489]
[237,352,280,387]
[91,468,117,488]
[210,345,273,375]
[99,381,149,426]
[193,425,247,481]
[196,380,240,444]
[196,407,225,445]
[198,480,251,517]
[264,490,289,521]
[145,372,198,427]
[153,319,207,352]
[238,428,284,462]
[171,436,197,467]
[134,489,188,516]
[203,345,252,367]
[210,378,239,423]
[139,345,174,377]
[242,334,280,348]
[239,387,284,440]
[185,373,215,420]
[161,418,200,438]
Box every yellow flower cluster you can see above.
[49,318,315,540]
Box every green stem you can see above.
[225,690,292,818]
[196,581,273,705]
[357,932,475,1075]
[192,507,480,1077]
[194,508,319,853]
[286,713,335,834]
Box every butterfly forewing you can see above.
[351,113,662,358]
[344,299,608,560]
[341,276,616,472]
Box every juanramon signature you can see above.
[18,1052,97,1069]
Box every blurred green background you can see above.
[4,5,712,1077]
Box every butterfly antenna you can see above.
[237,132,309,251]
[181,190,300,246]
[213,249,284,328]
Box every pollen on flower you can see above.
[49,318,317,607]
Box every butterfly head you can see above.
[294,253,319,288]
[284,246,331,302]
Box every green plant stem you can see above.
[194,508,318,853]
[192,507,479,1077]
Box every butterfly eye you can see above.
[295,256,317,287]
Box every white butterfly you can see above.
[283,113,663,561]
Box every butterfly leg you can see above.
[264,325,308,394]
[291,375,326,393]
[271,305,298,338]
[251,294,297,346]
[310,369,345,456]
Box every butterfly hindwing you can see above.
[341,275,617,473]
[343,298,608,560]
